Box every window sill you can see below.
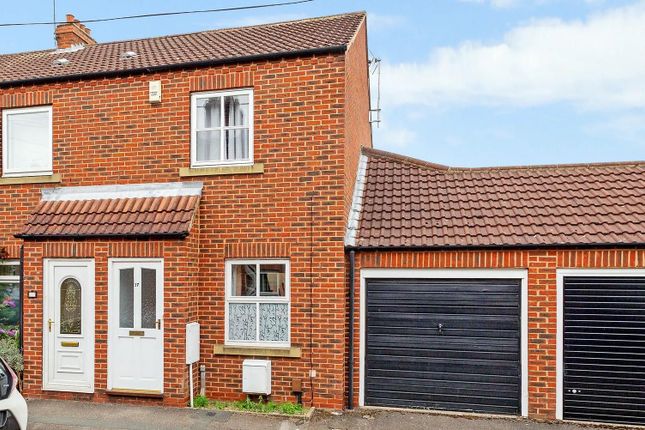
[179,163,264,177]
[214,344,301,358]
[0,173,61,185]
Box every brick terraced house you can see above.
[1,11,645,429]
[0,12,370,410]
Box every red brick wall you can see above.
[343,18,372,219]
[0,48,362,409]
[21,240,193,406]
[351,248,645,419]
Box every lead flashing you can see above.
[42,181,203,201]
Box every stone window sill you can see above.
[179,163,264,177]
[213,344,301,358]
[0,173,61,185]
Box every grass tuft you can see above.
[192,395,305,415]
[193,395,209,408]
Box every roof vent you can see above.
[53,58,70,66]
[121,51,138,59]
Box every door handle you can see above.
[437,323,444,334]
[156,319,161,330]
[48,318,54,332]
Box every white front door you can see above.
[108,259,164,394]
[43,259,95,393]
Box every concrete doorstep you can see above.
[27,399,623,430]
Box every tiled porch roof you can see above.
[17,182,202,239]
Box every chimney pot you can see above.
[66,14,76,23]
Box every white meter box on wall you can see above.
[185,322,200,365]
[149,80,162,103]
[242,359,271,395]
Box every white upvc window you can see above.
[2,106,53,177]
[225,259,290,348]
[190,89,253,168]
[0,260,20,338]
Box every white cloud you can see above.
[374,124,417,149]
[221,13,307,28]
[368,14,405,31]
[585,112,645,144]
[461,0,605,8]
[459,0,519,8]
[382,1,645,110]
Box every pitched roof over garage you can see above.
[348,147,645,248]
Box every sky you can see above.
[1,0,644,167]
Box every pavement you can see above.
[27,399,622,430]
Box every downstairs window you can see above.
[0,261,20,339]
[225,260,289,347]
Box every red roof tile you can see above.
[18,194,199,239]
[354,148,645,248]
[0,12,365,86]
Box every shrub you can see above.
[193,395,208,408]
[0,337,22,372]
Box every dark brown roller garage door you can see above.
[563,276,645,426]
[365,278,521,415]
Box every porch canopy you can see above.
[16,182,202,239]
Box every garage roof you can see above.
[0,12,365,86]
[349,148,645,248]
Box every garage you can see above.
[363,276,523,415]
[562,275,645,426]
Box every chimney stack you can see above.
[55,14,96,49]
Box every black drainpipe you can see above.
[347,249,355,409]
[19,245,24,353]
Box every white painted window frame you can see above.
[224,259,290,348]
[0,260,20,283]
[190,88,254,168]
[0,260,20,320]
[555,268,645,421]
[2,105,53,177]
[359,268,529,418]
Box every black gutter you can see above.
[14,232,189,240]
[345,241,645,252]
[347,249,355,410]
[0,46,347,89]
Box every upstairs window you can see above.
[2,106,53,177]
[191,89,253,167]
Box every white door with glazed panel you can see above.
[43,259,95,393]
[108,259,164,394]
